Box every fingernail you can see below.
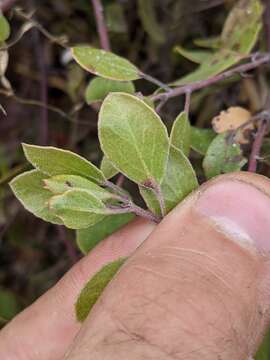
[196,180,270,252]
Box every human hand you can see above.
[1,172,270,360]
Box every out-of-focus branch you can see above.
[91,0,111,51]
[0,0,17,12]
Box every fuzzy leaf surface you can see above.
[9,170,62,224]
[72,47,140,81]
[170,111,191,156]
[23,144,105,183]
[99,93,169,185]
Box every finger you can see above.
[0,217,156,360]
[66,172,270,360]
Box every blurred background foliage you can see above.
[0,0,270,343]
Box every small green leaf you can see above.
[221,0,263,53]
[203,133,247,179]
[100,156,119,179]
[174,45,211,64]
[9,170,63,224]
[49,189,108,214]
[190,127,216,155]
[140,146,198,216]
[72,46,140,81]
[49,189,108,229]
[255,330,270,360]
[170,112,191,156]
[0,289,20,322]
[85,77,135,104]
[0,13,10,42]
[76,213,134,254]
[76,258,127,322]
[23,144,105,184]
[43,174,113,200]
[99,93,169,185]
[138,0,165,45]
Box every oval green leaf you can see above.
[43,174,114,200]
[75,258,127,322]
[72,46,140,81]
[0,13,10,42]
[23,144,105,184]
[100,156,119,179]
[170,111,191,156]
[203,133,247,179]
[9,170,63,225]
[99,93,169,185]
[85,77,135,104]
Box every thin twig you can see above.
[248,118,269,172]
[140,72,171,91]
[152,52,270,104]
[57,226,79,264]
[91,0,111,51]
[184,90,191,113]
[0,89,91,124]
[33,30,48,145]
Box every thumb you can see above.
[66,172,270,360]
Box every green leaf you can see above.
[99,93,169,186]
[49,189,108,229]
[100,156,119,179]
[72,46,140,81]
[76,213,134,254]
[203,133,247,179]
[23,144,105,184]
[138,0,165,45]
[173,49,244,86]
[0,289,20,321]
[0,13,10,42]
[190,127,216,155]
[9,170,63,225]
[140,146,198,216]
[170,112,191,156]
[43,174,113,200]
[193,36,221,49]
[75,258,127,322]
[174,45,211,64]
[221,0,263,53]
[85,77,135,104]
[105,3,127,33]
[173,0,263,86]
[255,330,270,360]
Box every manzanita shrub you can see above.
[4,3,269,351]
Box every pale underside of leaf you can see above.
[99,92,169,186]
[23,143,105,184]
[9,169,62,225]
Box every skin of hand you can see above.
[1,172,270,359]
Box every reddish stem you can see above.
[91,0,111,51]
[248,119,268,173]
[152,53,270,103]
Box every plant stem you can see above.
[248,118,269,172]
[184,90,191,114]
[152,52,270,103]
[107,203,161,223]
[91,0,111,51]
[140,72,171,92]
